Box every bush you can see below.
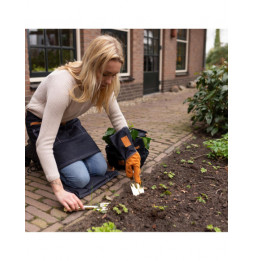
[184,62,228,136]
[203,133,228,160]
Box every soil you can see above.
[63,131,228,232]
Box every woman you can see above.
[25,35,141,212]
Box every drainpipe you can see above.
[203,29,207,69]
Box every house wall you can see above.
[25,29,206,104]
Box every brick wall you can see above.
[118,29,144,101]
[162,29,206,92]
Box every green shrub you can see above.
[184,62,228,136]
[203,133,228,159]
[87,222,122,232]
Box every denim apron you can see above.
[25,110,101,170]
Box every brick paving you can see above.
[25,88,196,232]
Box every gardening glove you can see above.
[110,127,141,184]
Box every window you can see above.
[101,29,130,76]
[176,29,189,72]
[144,29,160,72]
[28,29,77,78]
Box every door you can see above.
[143,29,160,95]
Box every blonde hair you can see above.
[58,35,124,113]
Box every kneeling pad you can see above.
[62,170,119,199]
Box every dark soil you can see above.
[63,131,228,232]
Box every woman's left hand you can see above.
[125,152,141,184]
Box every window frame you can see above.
[28,29,81,83]
[101,29,131,77]
[176,29,189,73]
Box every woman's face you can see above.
[98,60,122,89]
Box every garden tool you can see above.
[130,182,144,196]
[64,202,110,213]
[110,126,144,196]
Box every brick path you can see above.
[25,88,196,232]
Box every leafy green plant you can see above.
[203,133,228,159]
[183,62,228,136]
[153,205,167,211]
[162,164,167,168]
[159,184,168,189]
[196,193,208,204]
[206,224,221,232]
[87,222,122,232]
[167,171,175,179]
[151,185,157,190]
[186,185,191,189]
[187,160,194,164]
[102,125,151,150]
[196,196,206,204]
[160,190,171,197]
[113,207,121,215]
[113,204,128,215]
[201,167,207,173]
[180,159,186,163]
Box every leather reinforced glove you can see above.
[110,127,141,184]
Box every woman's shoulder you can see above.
[49,69,75,82]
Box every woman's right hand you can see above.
[50,178,83,212]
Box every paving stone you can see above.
[50,209,68,219]
[61,211,84,225]
[31,218,48,229]
[25,190,42,200]
[25,221,40,232]
[42,222,63,232]
[25,196,51,212]
[25,212,34,221]
[109,177,129,192]
[26,206,58,223]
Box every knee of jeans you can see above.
[97,160,107,176]
[73,174,90,188]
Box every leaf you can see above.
[130,129,139,141]
[206,224,214,230]
[211,127,219,136]
[214,227,221,232]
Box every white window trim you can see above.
[30,29,81,83]
[176,29,189,73]
[112,29,130,77]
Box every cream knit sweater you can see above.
[26,69,127,182]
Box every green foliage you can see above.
[153,205,167,211]
[206,224,221,232]
[196,194,208,204]
[203,133,228,159]
[87,222,122,232]
[201,167,207,173]
[113,204,128,215]
[160,190,172,197]
[159,184,168,189]
[102,126,151,150]
[206,45,228,67]
[151,185,157,190]
[184,62,228,136]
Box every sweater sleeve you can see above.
[105,93,128,132]
[35,74,71,182]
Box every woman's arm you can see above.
[50,178,83,212]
